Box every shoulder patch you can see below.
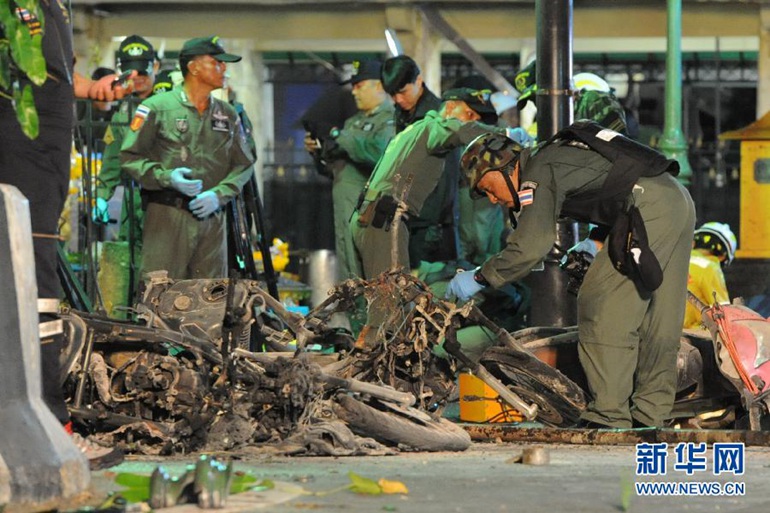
[15,7,42,36]
[521,180,538,190]
[103,125,114,145]
[595,128,620,142]
[518,188,534,206]
[130,105,151,131]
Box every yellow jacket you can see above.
[684,249,729,329]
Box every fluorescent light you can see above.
[385,29,403,57]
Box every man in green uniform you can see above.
[449,123,695,428]
[381,55,454,267]
[121,36,254,280]
[350,88,502,279]
[304,60,394,280]
[456,91,532,266]
[516,63,637,270]
[94,36,164,250]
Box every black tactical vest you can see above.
[555,120,679,226]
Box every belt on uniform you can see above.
[142,189,192,210]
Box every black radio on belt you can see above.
[371,195,398,230]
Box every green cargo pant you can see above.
[141,203,227,280]
[577,172,695,428]
[350,209,410,280]
[332,178,365,281]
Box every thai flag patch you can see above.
[130,105,151,131]
[16,7,32,21]
[518,188,534,206]
[16,7,41,35]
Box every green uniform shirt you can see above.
[481,143,612,288]
[326,101,395,280]
[120,87,254,202]
[98,96,152,248]
[98,98,139,201]
[329,102,395,184]
[362,110,502,216]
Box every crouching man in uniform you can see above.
[448,121,695,429]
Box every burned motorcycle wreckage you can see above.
[62,271,506,455]
[62,268,768,457]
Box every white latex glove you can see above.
[189,190,220,219]
[92,197,110,224]
[445,268,485,302]
[169,167,203,197]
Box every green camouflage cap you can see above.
[461,132,523,198]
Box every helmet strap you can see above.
[498,161,520,229]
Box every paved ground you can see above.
[87,441,770,513]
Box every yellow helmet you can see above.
[694,222,737,266]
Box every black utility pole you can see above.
[524,0,578,327]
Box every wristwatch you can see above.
[473,268,490,287]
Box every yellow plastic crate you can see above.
[458,373,523,423]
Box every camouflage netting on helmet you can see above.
[460,132,523,197]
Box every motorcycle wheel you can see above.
[480,346,586,427]
[333,394,471,452]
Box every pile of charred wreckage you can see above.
[61,270,770,457]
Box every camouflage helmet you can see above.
[461,132,523,197]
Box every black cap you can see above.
[152,69,176,94]
[343,60,382,85]
[179,36,241,62]
[514,61,536,110]
[442,88,498,125]
[118,35,155,73]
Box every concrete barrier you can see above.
[0,185,90,511]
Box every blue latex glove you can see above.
[169,167,203,197]
[505,126,534,147]
[561,238,599,265]
[570,238,599,257]
[189,190,220,219]
[92,197,110,224]
[445,268,485,301]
